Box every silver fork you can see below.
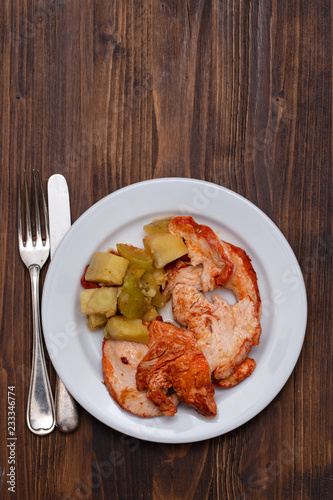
[18,170,55,435]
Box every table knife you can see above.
[48,174,80,433]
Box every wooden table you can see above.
[1,1,331,499]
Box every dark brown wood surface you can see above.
[0,0,332,499]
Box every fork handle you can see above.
[27,265,55,435]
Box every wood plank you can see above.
[0,0,331,498]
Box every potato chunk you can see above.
[87,314,107,330]
[80,287,118,316]
[85,252,129,285]
[143,216,174,235]
[104,316,149,344]
[143,233,187,268]
[80,289,96,313]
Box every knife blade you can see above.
[48,174,80,432]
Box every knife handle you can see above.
[55,375,80,432]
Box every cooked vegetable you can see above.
[81,265,100,289]
[139,268,166,301]
[117,244,153,271]
[126,264,146,280]
[81,219,182,337]
[85,252,129,285]
[140,268,166,288]
[151,290,167,308]
[87,313,108,330]
[118,274,147,319]
[143,216,174,235]
[143,233,188,268]
[80,287,118,316]
[142,305,160,322]
[104,316,149,344]
[80,289,96,313]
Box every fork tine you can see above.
[38,170,49,245]
[33,170,42,242]
[24,171,32,245]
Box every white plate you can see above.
[41,178,307,443]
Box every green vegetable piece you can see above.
[116,243,153,271]
[126,264,146,280]
[140,268,166,289]
[151,290,167,308]
[142,305,159,322]
[118,274,147,319]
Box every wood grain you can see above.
[0,0,332,499]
